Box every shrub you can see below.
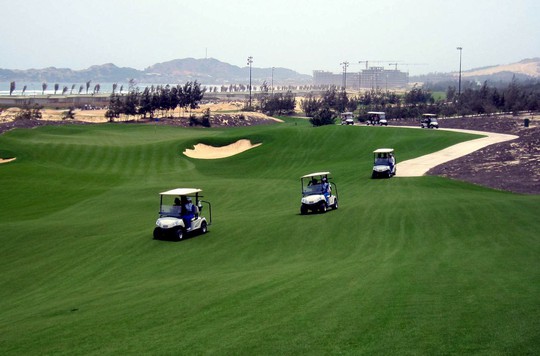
[309,107,335,126]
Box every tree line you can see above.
[7,81,109,96]
[105,81,206,123]
[300,79,540,126]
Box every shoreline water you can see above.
[0,82,269,96]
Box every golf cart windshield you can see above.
[303,183,324,196]
[373,149,394,166]
[375,157,390,165]
[159,188,202,217]
[301,172,331,196]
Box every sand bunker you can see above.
[0,157,16,164]
[183,139,262,159]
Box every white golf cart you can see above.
[366,111,388,126]
[340,112,355,125]
[372,148,396,178]
[420,114,439,129]
[300,172,339,214]
[153,188,212,241]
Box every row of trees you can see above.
[105,81,205,121]
[7,81,326,96]
[8,81,100,95]
[385,80,539,119]
[301,79,540,126]
[255,81,296,115]
[7,81,129,96]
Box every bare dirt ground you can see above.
[0,106,282,133]
[392,116,539,194]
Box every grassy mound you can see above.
[1,118,538,354]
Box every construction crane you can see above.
[356,60,399,70]
[388,63,427,70]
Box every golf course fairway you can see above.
[1,117,538,354]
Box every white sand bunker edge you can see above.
[0,158,16,164]
[183,139,262,159]
[397,128,518,177]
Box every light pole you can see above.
[456,47,463,97]
[340,61,349,91]
[247,56,253,109]
[271,66,275,96]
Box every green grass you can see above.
[432,91,447,101]
[0,119,539,355]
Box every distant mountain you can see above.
[411,58,540,84]
[143,57,311,84]
[0,63,141,83]
[462,58,540,81]
[0,58,312,85]
[3,57,538,86]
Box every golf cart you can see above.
[340,112,355,125]
[372,148,396,178]
[153,188,212,240]
[300,172,339,214]
[420,114,439,129]
[366,111,388,126]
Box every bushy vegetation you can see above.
[302,86,403,125]
[258,91,296,115]
[14,101,42,121]
[105,81,206,121]
[301,79,540,122]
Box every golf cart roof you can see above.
[160,188,202,196]
[301,171,331,179]
[368,111,385,115]
[422,113,437,117]
[373,148,394,154]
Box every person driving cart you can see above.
[321,176,331,204]
[180,196,196,230]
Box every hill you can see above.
[463,58,540,78]
[0,58,312,85]
[410,58,540,84]
[2,57,539,87]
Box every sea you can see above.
[0,82,231,96]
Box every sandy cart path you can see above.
[397,128,518,177]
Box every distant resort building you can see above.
[313,66,409,90]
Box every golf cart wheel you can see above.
[319,202,327,213]
[153,227,162,240]
[200,221,208,234]
[387,170,392,178]
[332,198,338,210]
[175,227,185,241]
[300,205,308,215]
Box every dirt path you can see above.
[396,127,519,177]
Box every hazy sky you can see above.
[2,0,539,76]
